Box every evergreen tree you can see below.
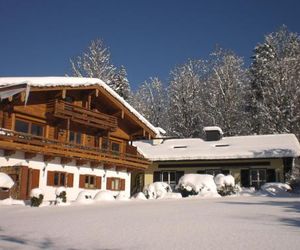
[112,65,131,100]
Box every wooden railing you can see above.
[0,128,150,170]
[48,100,118,131]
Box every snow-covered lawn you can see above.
[0,196,300,250]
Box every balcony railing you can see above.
[0,128,150,170]
[48,100,118,131]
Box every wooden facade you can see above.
[0,80,157,200]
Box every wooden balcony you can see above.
[48,100,118,131]
[0,128,150,170]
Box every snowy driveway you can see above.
[0,196,300,250]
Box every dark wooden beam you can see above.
[3,150,15,157]
[44,155,55,162]
[76,159,87,166]
[61,157,72,165]
[90,161,101,168]
[25,152,36,160]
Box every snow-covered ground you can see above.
[0,195,300,250]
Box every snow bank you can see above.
[177,174,218,194]
[143,182,172,199]
[158,192,182,199]
[260,183,292,197]
[131,192,147,200]
[115,192,130,201]
[0,197,25,206]
[75,191,94,204]
[30,188,43,198]
[214,174,235,189]
[94,190,115,201]
[0,173,14,189]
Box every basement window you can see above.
[173,146,187,149]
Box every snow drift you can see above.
[0,173,14,189]
[94,190,115,201]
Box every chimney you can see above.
[203,126,223,141]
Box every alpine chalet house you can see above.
[0,77,159,200]
[134,127,300,190]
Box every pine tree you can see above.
[70,39,131,98]
[112,65,131,100]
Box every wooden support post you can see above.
[62,89,66,99]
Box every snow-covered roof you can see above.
[0,77,159,136]
[133,134,300,161]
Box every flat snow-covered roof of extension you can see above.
[133,134,300,161]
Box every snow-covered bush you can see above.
[260,183,292,197]
[94,190,115,201]
[55,187,67,204]
[176,174,218,197]
[143,182,172,199]
[115,191,129,201]
[214,174,238,196]
[30,188,44,207]
[75,191,94,204]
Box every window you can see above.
[111,141,121,153]
[15,119,44,136]
[153,171,181,190]
[107,177,125,191]
[15,120,29,133]
[112,178,120,190]
[31,123,44,136]
[101,137,109,151]
[69,131,81,144]
[85,175,95,188]
[54,172,66,186]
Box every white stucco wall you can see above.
[0,150,131,201]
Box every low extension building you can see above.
[0,77,159,200]
[134,127,300,190]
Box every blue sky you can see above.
[0,0,299,89]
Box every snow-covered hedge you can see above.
[75,191,94,204]
[30,188,44,207]
[214,174,238,196]
[115,191,129,201]
[131,192,147,200]
[94,190,115,201]
[177,174,219,197]
[55,187,67,204]
[143,182,172,199]
[260,182,292,197]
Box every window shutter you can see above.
[67,173,74,187]
[47,171,55,186]
[79,175,85,188]
[120,178,125,191]
[106,177,112,190]
[31,169,40,189]
[96,176,102,189]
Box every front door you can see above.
[250,169,266,189]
